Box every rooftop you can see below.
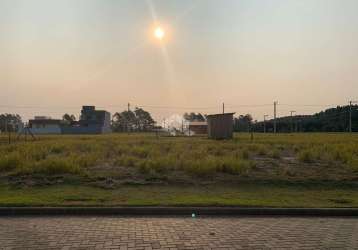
[206,113,235,118]
[189,121,207,126]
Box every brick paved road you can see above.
[0,216,358,250]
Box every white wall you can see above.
[102,112,112,133]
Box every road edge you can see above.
[1,207,358,216]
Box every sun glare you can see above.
[154,27,165,40]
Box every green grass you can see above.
[0,182,357,207]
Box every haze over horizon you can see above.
[1,0,358,122]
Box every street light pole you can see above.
[273,101,278,134]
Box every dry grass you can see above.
[0,133,358,181]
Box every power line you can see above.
[0,102,352,110]
[279,103,345,107]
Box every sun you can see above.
[154,27,165,40]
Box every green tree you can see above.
[62,114,76,125]
[0,114,22,132]
[134,107,155,131]
[234,114,253,132]
[112,108,155,132]
[183,112,206,122]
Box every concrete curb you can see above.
[0,207,358,216]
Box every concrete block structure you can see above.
[206,113,235,139]
[28,116,62,134]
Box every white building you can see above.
[28,116,62,134]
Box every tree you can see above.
[183,112,206,122]
[62,114,76,125]
[251,105,358,133]
[134,108,155,131]
[0,114,22,132]
[112,108,155,132]
[234,114,253,132]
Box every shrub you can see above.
[219,158,252,175]
[184,158,217,177]
[0,152,22,172]
[271,149,281,159]
[257,146,268,156]
[33,157,81,175]
[74,154,98,168]
[50,144,66,154]
[331,149,351,164]
[115,155,137,167]
[131,146,151,159]
[348,157,358,172]
[141,156,176,173]
[241,150,250,159]
[298,150,315,163]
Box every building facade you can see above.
[28,116,62,134]
[62,106,111,134]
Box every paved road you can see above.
[0,216,357,250]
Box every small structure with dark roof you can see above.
[206,113,235,139]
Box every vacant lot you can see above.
[0,133,358,207]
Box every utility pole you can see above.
[350,101,352,133]
[290,111,296,133]
[350,101,357,133]
[155,121,159,139]
[8,122,11,144]
[4,117,7,134]
[181,120,184,134]
[273,101,278,134]
[128,103,130,112]
[264,115,269,133]
[222,103,225,114]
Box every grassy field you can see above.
[0,133,358,207]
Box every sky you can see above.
[1,0,358,122]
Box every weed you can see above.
[0,152,22,172]
[271,149,281,159]
[33,157,81,175]
[298,150,315,163]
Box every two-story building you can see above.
[62,106,111,134]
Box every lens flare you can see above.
[154,27,165,40]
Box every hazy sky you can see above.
[1,0,358,122]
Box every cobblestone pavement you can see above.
[0,216,358,249]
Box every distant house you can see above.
[188,121,208,135]
[62,106,111,134]
[206,113,235,139]
[28,116,61,134]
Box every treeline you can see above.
[2,105,357,133]
[234,105,358,132]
